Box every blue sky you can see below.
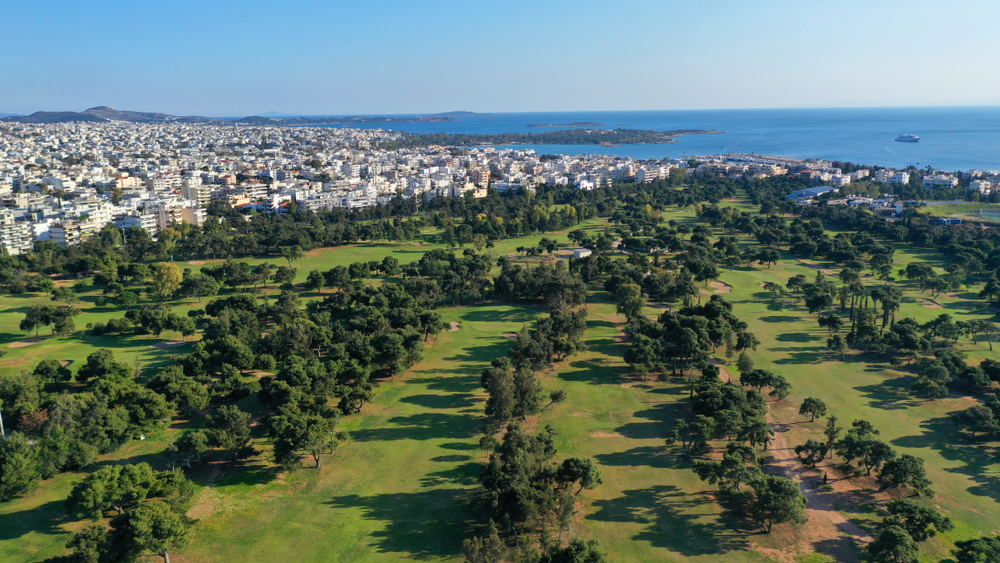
[2,0,998,116]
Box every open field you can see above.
[2,202,1000,562]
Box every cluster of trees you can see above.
[794,416,933,496]
[91,304,196,339]
[0,348,182,500]
[866,499,954,563]
[50,462,194,563]
[469,422,605,561]
[658,354,805,534]
[623,295,760,379]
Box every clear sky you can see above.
[3,0,999,116]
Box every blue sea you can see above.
[325,107,1000,171]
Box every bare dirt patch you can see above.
[917,298,944,309]
[765,411,872,559]
[60,360,74,367]
[189,260,207,266]
[798,259,836,275]
[449,321,461,332]
[709,358,736,383]
[10,338,42,349]
[590,431,628,438]
[504,332,518,340]
[151,340,188,349]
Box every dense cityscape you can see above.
[2,118,999,256]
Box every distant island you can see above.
[527,122,606,128]
[379,128,722,148]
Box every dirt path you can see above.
[766,413,873,551]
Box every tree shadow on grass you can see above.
[350,412,478,442]
[773,350,827,365]
[759,316,801,323]
[399,393,476,410]
[595,446,674,469]
[587,485,749,556]
[561,358,630,385]
[0,500,68,542]
[813,537,864,563]
[892,415,1000,504]
[325,489,469,560]
[775,332,818,343]
[854,377,922,410]
[438,441,478,451]
[420,461,480,487]
[461,308,539,324]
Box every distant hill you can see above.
[1,107,457,126]
[0,107,222,124]
[2,111,107,124]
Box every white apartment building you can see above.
[49,220,100,247]
[923,174,959,188]
[969,179,995,194]
[0,211,34,256]
[181,176,211,207]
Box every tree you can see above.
[20,304,55,337]
[117,290,139,309]
[150,263,182,301]
[615,283,646,321]
[179,273,219,303]
[76,348,133,383]
[0,432,40,501]
[65,463,158,518]
[868,525,919,563]
[109,500,191,563]
[279,245,304,267]
[794,439,828,467]
[206,405,252,462]
[737,351,754,374]
[33,358,72,383]
[883,498,954,541]
[462,520,509,563]
[953,536,1000,563]
[175,430,209,468]
[953,405,1000,441]
[305,270,325,294]
[762,281,785,301]
[799,397,827,422]
[749,475,808,533]
[538,538,608,563]
[827,335,847,361]
[877,454,933,496]
[665,416,716,456]
[557,458,603,495]
[823,416,842,456]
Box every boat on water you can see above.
[896,133,920,142]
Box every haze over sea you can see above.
[323,106,1000,171]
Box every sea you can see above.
[320,107,1000,171]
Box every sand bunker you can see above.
[917,298,944,309]
[10,338,42,349]
[449,321,461,332]
[709,281,732,294]
[504,333,518,340]
[189,260,206,266]
[151,340,188,349]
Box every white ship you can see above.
[895,133,920,143]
